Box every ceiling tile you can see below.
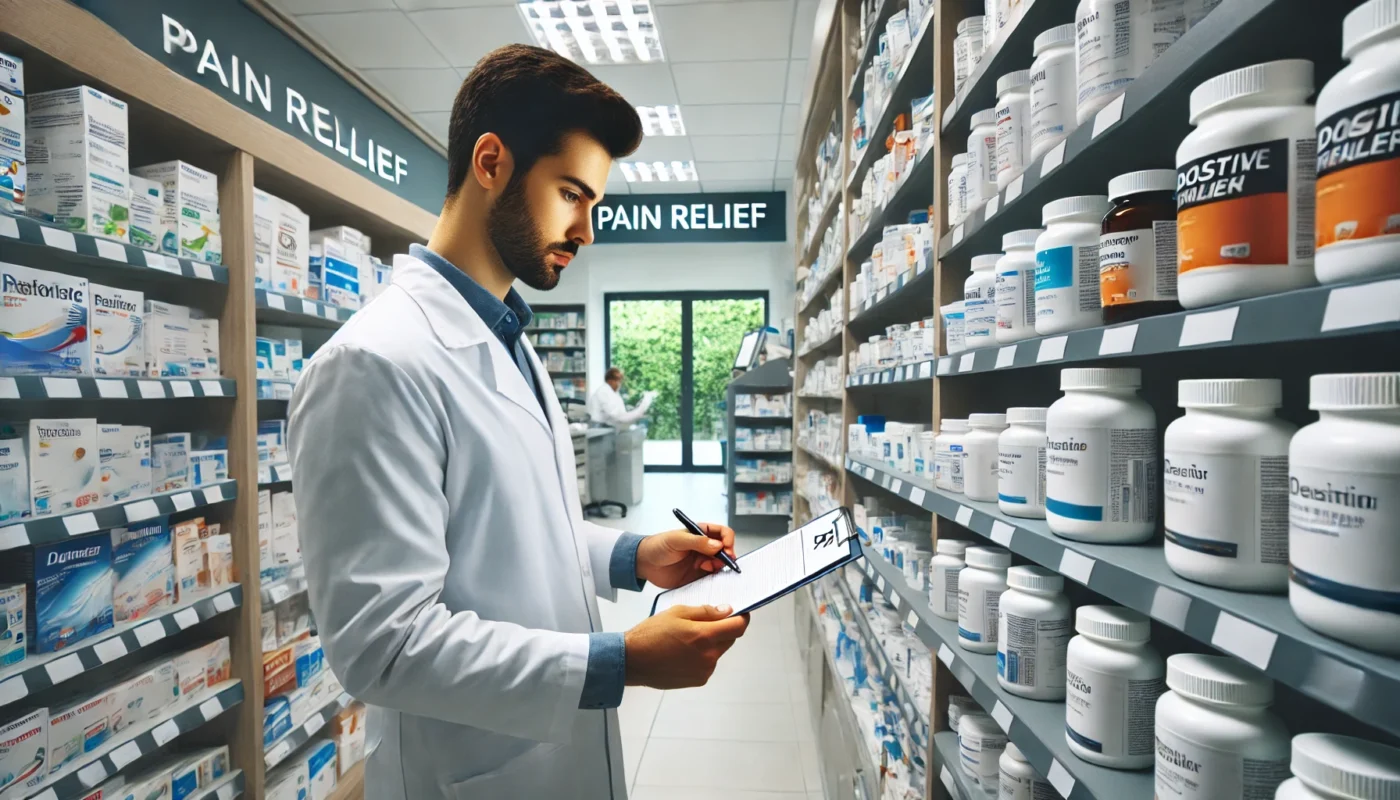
[774,177,793,192]
[395,0,521,9]
[361,68,463,112]
[586,64,678,106]
[630,181,701,194]
[777,135,797,161]
[701,179,775,192]
[785,60,809,104]
[413,111,452,143]
[682,105,783,137]
[690,134,779,161]
[672,61,787,105]
[275,0,396,12]
[696,161,776,181]
[655,1,794,62]
[629,136,695,162]
[780,104,802,135]
[775,160,795,179]
[790,0,822,59]
[298,10,449,68]
[407,6,532,67]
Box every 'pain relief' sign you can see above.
[592,192,786,244]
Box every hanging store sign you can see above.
[592,192,787,244]
[75,0,448,213]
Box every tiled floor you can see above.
[593,473,824,800]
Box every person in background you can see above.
[588,366,656,427]
[288,45,748,800]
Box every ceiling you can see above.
[270,0,823,195]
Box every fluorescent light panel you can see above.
[619,160,696,182]
[520,1,665,64]
[635,105,685,137]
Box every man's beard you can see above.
[486,177,577,291]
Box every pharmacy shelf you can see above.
[938,0,1336,261]
[259,463,294,485]
[734,415,793,422]
[847,0,900,101]
[255,290,355,328]
[256,380,296,401]
[833,567,931,746]
[932,732,981,800]
[0,480,239,552]
[551,370,587,376]
[327,761,365,800]
[797,442,845,472]
[856,550,1151,800]
[939,0,1069,134]
[0,586,241,709]
[929,277,1400,376]
[799,265,844,315]
[733,449,792,456]
[846,360,935,388]
[846,9,935,194]
[0,376,237,401]
[265,691,355,769]
[23,680,244,800]
[797,391,842,400]
[847,147,936,262]
[806,582,881,800]
[845,456,1400,740]
[801,193,842,268]
[847,261,934,335]
[0,210,230,284]
[797,328,843,358]
[261,571,308,607]
[193,770,245,800]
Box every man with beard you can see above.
[287,45,750,800]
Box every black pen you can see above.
[671,507,741,573]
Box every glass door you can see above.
[605,298,684,467]
[690,297,768,467]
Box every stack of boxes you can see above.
[26,85,129,242]
[0,52,24,215]
[255,336,304,397]
[131,161,221,265]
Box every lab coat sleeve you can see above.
[288,345,589,744]
[609,393,653,426]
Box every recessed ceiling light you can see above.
[519,1,665,65]
[636,105,685,137]
[619,160,696,182]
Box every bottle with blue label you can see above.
[1035,195,1110,336]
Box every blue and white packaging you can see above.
[0,533,114,652]
[110,519,172,623]
[307,238,344,304]
[126,175,168,254]
[321,255,361,310]
[143,300,190,378]
[286,339,304,381]
[168,757,199,800]
[90,284,144,377]
[271,339,290,381]
[26,87,129,242]
[265,759,307,800]
[110,659,177,733]
[0,263,91,376]
[263,695,292,748]
[255,337,276,381]
[49,688,115,775]
[300,738,338,800]
[189,450,226,487]
[293,636,323,687]
[274,199,309,298]
[253,188,277,290]
[0,707,47,795]
[187,316,218,378]
[28,418,100,516]
[0,89,24,216]
[99,424,151,506]
[0,583,24,667]
[0,51,23,97]
[0,430,27,522]
[150,432,190,493]
[113,769,169,800]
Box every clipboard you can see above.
[650,506,863,617]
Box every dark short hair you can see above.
[446,45,643,197]
[605,367,624,382]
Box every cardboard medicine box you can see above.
[142,300,190,378]
[126,174,169,253]
[0,89,24,215]
[0,707,48,795]
[110,518,173,623]
[150,431,190,493]
[274,198,309,297]
[109,659,177,733]
[253,188,277,290]
[0,533,114,652]
[25,86,129,242]
[0,431,27,524]
[48,688,115,775]
[0,263,92,377]
[171,518,203,601]
[0,583,24,668]
[131,160,220,265]
[28,418,101,517]
[90,283,145,378]
[98,424,152,507]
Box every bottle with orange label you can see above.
[1315,0,1400,284]
[1175,60,1317,309]
[1099,170,1180,323]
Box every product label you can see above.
[1154,727,1290,799]
[1164,451,1288,564]
[997,267,1037,332]
[996,96,1029,180]
[998,611,1070,689]
[1100,221,1178,306]
[1036,243,1101,320]
[960,729,1009,780]
[1030,54,1074,152]
[1289,466,1400,613]
[1076,0,1134,108]
[999,773,1059,800]
[933,563,961,616]
[965,281,997,342]
[936,444,966,492]
[1177,138,1316,270]
[998,441,1046,507]
[1065,664,1164,758]
[1316,90,1400,250]
[1046,426,1158,523]
[958,583,1002,643]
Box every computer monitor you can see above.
[733,329,764,371]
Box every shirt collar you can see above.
[410,243,534,341]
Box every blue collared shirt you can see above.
[412,244,642,710]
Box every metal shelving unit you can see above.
[0,481,238,551]
[726,358,794,533]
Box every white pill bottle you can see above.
[1289,372,1400,656]
[1035,195,1110,336]
[1154,654,1291,799]
[996,228,1043,344]
[1030,23,1078,159]
[936,418,970,493]
[958,545,1011,654]
[996,70,1034,190]
[1075,0,1187,125]
[929,538,971,620]
[1045,367,1158,543]
[997,565,1072,700]
[1315,0,1400,284]
[964,412,1008,501]
[960,712,1008,787]
[968,108,1000,207]
[1164,379,1297,592]
[965,254,1002,349]
[950,153,972,229]
[1275,733,1400,799]
[999,406,1048,519]
[1064,605,1165,770]
[942,301,967,354]
[998,743,1055,800]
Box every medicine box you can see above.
[274,198,309,297]
[263,695,292,748]
[150,431,190,493]
[49,688,114,775]
[113,769,169,800]
[0,533,114,652]
[253,188,277,290]
[142,300,190,378]
[255,336,274,381]
[311,226,366,261]
[0,89,24,215]
[90,283,145,377]
[26,86,129,242]
[172,637,230,701]
[266,760,308,800]
[126,174,169,253]
[109,659,177,734]
[0,583,23,668]
[294,636,324,688]
[131,161,221,265]
[110,519,172,623]
[264,645,296,700]
[0,263,92,377]
[168,746,227,796]
[171,518,202,601]
[0,431,27,523]
[203,636,232,686]
[99,424,152,507]
[0,707,47,796]
[287,339,304,381]
[277,592,310,647]
[271,339,290,381]
[261,606,277,652]
[258,489,273,569]
[321,255,361,310]
[272,491,299,565]
[188,318,219,378]
[301,738,338,800]
[189,449,226,487]
[307,238,344,304]
[0,51,23,97]
[28,417,101,517]
[78,774,125,800]
[201,534,232,588]
[168,757,199,800]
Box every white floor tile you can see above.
[622,735,647,792]
[634,738,807,792]
[650,697,797,741]
[798,736,822,793]
[618,685,664,739]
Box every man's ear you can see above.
[472,133,514,192]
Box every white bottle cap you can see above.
[1344,0,1400,59]
[997,70,1031,95]
[941,418,970,432]
[965,546,1011,569]
[959,15,986,34]
[1033,23,1075,55]
[1107,169,1178,201]
[952,152,970,167]
[1178,378,1283,409]
[1008,565,1064,593]
[1041,195,1111,224]
[1310,373,1400,410]
[1061,367,1142,391]
[970,108,997,128]
[1004,742,1028,762]
[968,412,1007,429]
[1005,406,1048,425]
[1189,59,1315,124]
[971,254,1002,271]
[1002,228,1043,250]
[937,539,971,556]
[1075,605,1151,643]
[1166,653,1275,706]
[1291,733,1400,799]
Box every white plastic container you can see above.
[949,694,980,734]
[930,539,971,620]
[1289,372,1400,656]
[964,412,1007,501]
[996,228,1042,343]
[935,418,970,493]
[1075,0,1187,125]
[999,407,1048,518]
[1155,654,1291,798]
[941,300,967,354]
[1275,733,1400,799]
[1046,367,1157,543]
[1177,59,1317,308]
[964,254,1001,349]
[958,545,1011,653]
[1315,0,1400,284]
[968,108,999,208]
[1164,379,1296,592]
[1064,605,1165,770]
[960,712,1007,786]
[997,565,1071,700]
[996,70,1033,190]
[1035,195,1110,335]
[999,742,1053,800]
[955,16,988,94]
[1030,23,1077,159]
[949,153,972,228]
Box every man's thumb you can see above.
[669,603,734,621]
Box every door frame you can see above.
[604,290,770,473]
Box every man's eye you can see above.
[563,190,580,204]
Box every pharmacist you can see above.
[588,366,657,427]
[288,46,749,800]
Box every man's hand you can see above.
[624,604,750,689]
[636,523,737,589]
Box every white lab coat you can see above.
[587,383,652,427]
[287,253,628,799]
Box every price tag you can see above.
[1321,278,1400,331]
[990,520,1015,547]
[0,677,25,708]
[265,293,287,311]
[906,609,919,629]
[1150,585,1192,631]
[955,506,973,526]
[877,576,887,593]
[170,492,196,512]
[143,251,169,271]
[1048,760,1077,799]
[213,592,236,613]
[1212,612,1278,670]
[323,304,340,320]
[267,740,292,766]
[134,621,166,646]
[153,719,180,745]
[175,607,200,629]
[951,225,965,246]
[862,373,871,385]
[941,767,956,796]
[204,485,225,504]
[200,697,223,721]
[958,353,975,372]
[0,215,15,239]
[306,715,325,736]
[95,239,128,262]
[991,701,1014,733]
[0,378,16,399]
[985,195,1000,217]
[936,358,951,375]
[96,380,128,399]
[0,524,24,552]
[1059,550,1097,585]
[937,644,955,667]
[138,380,166,399]
[63,512,99,536]
[40,226,78,251]
[1005,174,1025,203]
[45,654,83,684]
[1036,336,1068,362]
[125,499,161,523]
[110,740,143,770]
[171,381,195,398]
[881,474,891,489]
[909,487,926,506]
[191,262,215,281]
[42,378,81,398]
[77,761,110,788]
[995,346,1016,369]
[218,782,237,800]
[1092,93,1126,137]
[919,361,932,378]
[1099,324,1139,355]
[200,380,224,396]
[94,637,128,663]
[1179,306,1240,347]
[890,479,903,495]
